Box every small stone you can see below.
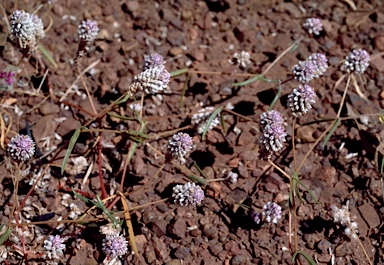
[202,224,218,240]
[144,250,156,264]
[224,241,241,256]
[142,210,156,224]
[173,246,190,259]
[151,220,167,237]
[40,102,60,115]
[374,36,384,51]
[335,242,353,257]
[209,244,223,256]
[358,203,380,228]
[168,218,187,239]
[231,254,247,265]
[169,47,183,56]
[316,239,331,254]
[181,10,193,21]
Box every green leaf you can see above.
[72,188,91,204]
[268,84,282,110]
[61,127,82,175]
[202,107,222,141]
[193,161,207,179]
[38,44,58,68]
[96,195,119,225]
[323,119,340,146]
[170,68,188,78]
[114,92,131,105]
[187,175,206,185]
[0,225,12,246]
[107,112,137,121]
[292,250,317,265]
[232,75,279,87]
[298,179,320,204]
[220,112,227,135]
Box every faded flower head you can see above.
[78,20,99,43]
[307,53,328,77]
[230,51,251,68]
[259,110,284,131]
[44,235,66,260]
[262,202,282,224]
[31,14,45,39]
[64,156,88,176]
[226,171,238,184]
[344,49,370,74]
[292,60,316,83]
[191,106,220,134]
[10,10,36,49]
[172,182,205,207]
[144,53,166,70]
[251,212,262,224]
[7,134,35,162]
[331,201,358,239]
[288,84,317,116]
[102,233,128,258]
[166,132,194,163]
[303,18,323,35]
[100,223,122,236]
[128,65,170,95]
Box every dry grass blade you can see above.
[118,191,139,258]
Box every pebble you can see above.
[169,47,183,56]
[144,250,156,264]
[374,36,384,51]
[168,218,187,239]
[40,102,60,115]
[202,223,218,240]
[317,239,332,254]
[358,203,380,228]
[231,254,247,265]
[174,246,190,259]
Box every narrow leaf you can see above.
[120,194,139,258]
[269,84,282,110]
[72,188,91,204]
[187,175,206,185]
[194,161,207,179]
[232,75,279,87]
[202,107,222,141]
[61,127,82,174]
[38,44,57,68]
[220,113,227,135]
[292,250,317,265]
[107,112,137,121]
[170,68,188,78]
[96,195,118,225]
[298,179,320,204]
[0,226,11,246]
[115,92,131,105]
[323,119,340,146]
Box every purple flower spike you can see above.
[128,65,170,95]
[307,53,328,77]
[292,60,316,84]
[262,202,282,224]
[166,132,194,163]
[303,18,323,35]
[288,84,317,116]
[259,110,286,159]
[172,182,205,207]
[259,110,284,131]
[44,235,65,260]
[144,53,166,70]
[102,233,128,258]
[78,20,99,43]
[7,134,35,162]
[344,49,370,74]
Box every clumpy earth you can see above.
[0,0,384,264]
